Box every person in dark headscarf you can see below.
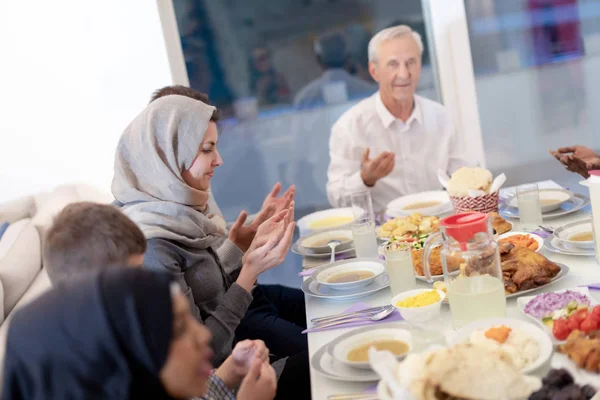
[2,268,277,400]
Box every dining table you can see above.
[303,180,600,400]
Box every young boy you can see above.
[43,202,274,399]
[43,202,146,284]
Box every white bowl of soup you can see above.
[507,188,573,213]
[297,207,355,235]
[312,259,385,291]
[327,326,412,370]
[553,220,595,250]
[386,191,451,217]
[299,230,353,254]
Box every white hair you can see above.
[368,25,424,63]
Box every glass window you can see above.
[172,0,439,285]
[464,0,600,185]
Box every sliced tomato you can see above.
[574,309,589,321]
[567,316,581,331]
[581,316,599,334]
[592,305,600,317]
[553,318,571,340]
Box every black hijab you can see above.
[2,268,176,399]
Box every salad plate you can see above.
[517,288,599,345]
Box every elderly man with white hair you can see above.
[326,25,471,212]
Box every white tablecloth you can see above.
[304,181,600,399]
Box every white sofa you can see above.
[0,184,113,369]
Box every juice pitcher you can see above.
[422,212,506,328]
[580,170,600,265]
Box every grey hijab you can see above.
[112,95,226,249]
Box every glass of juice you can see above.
[384,242,416,296]
[516,183,543,232]
[348,190,378,258]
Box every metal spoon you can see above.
[312,307,394,330]
[328,239,341,264]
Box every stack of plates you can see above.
[544,220,596,256]
[302,258,389,300]
[500,192,590,220]
[311,323,411,382]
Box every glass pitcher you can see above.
[422,212,506,328]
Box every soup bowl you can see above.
[312,258,385,291]
[299,230,353,254]
[507,188,573,213]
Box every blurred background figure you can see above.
[249,46,291,106]
[294,32,376,110]
[344,24,374,84]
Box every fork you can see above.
[311,305,392,324]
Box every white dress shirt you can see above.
[326,92,471,212]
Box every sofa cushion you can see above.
[0,196,35,225]
[31,184,113,228]
[0,219,42,317]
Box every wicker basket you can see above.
[449,192,499,213]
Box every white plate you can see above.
[386,191,452,217]
[507,188,573,213]
[310,342,380,382]
[302,273,390,301]
[327,325,412,370]
[299,230,354,254]
[497,231,545,253]
[449,317,553,376]
[517,287,596,346]
[312,259,385,291]
[544,236,595,257]
[553,220,595,250]
[292,241,356,259]
[500,193,590,220]
[297,207,355,235]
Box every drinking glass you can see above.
[384,242,416,296]
[348,191,378,258]
[517,183,543,232]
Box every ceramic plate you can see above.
[500,193,590,220]
[517,287,596,346]
[326,324,412,370]
[449,317,553,375]
[544,236,595,257]
[506,189,573,213]
[497,231,545,253]
[310,342,380,382]
[297,207,355,235]
[553,220,595,250]
[292,241,356,259]
[312,258,385,291]
[386,191,452,217]
[301,273,390,301]
[440,264,569,303]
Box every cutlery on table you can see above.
[311,305,392,323]
[327,394,379,400]
[328,239,341,264]
[539,225,554,233]
[311,308,394,330]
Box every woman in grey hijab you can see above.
[111,95,310,400]
[112,94,297,365]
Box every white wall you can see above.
[0,1,173,202]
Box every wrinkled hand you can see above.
[261,183,295,217]
[550,146,600,178]
[229,204,275,252]
[360,148,395,187]
[237,359,277,400]
[232,340,270,377]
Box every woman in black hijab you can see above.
[1,268,276,400]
